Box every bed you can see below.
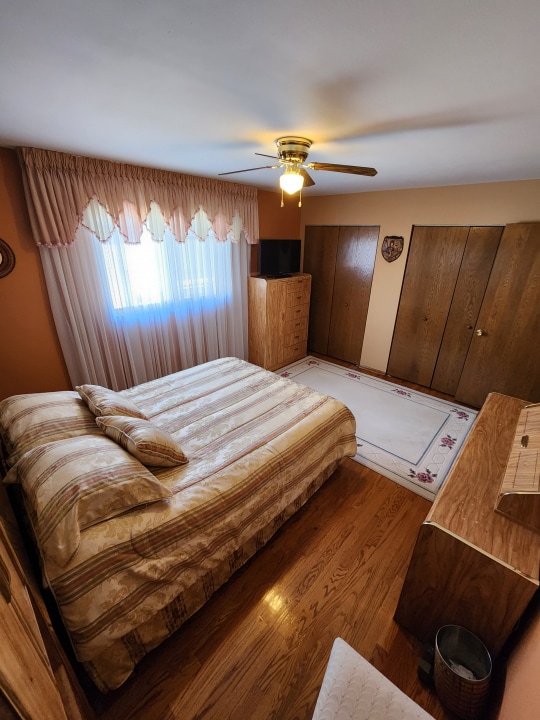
[0,357,356,692]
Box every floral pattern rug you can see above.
[278,357,478,500]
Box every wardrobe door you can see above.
[304,226,339,355]
[431,226,502,395]
[328,226,378,364]
[387,226,469,386]
[455,222,540,408]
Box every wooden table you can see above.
[394,392,540,658]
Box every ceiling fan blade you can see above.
[308,162,377,177]
[218,165,279,176]
[300,168,315,187]
[255,152,279,159]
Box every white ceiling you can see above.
[1,0,539,196]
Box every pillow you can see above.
[17,435,172,567]
[0,391,100,468]
[76,384,147,419]
[96,416,188,467]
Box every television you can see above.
[258,239,301,278]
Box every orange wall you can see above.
[0,148,71,400]
[0,151,301,400]
[252,189,301,273]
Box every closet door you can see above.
[303,226,339,354]
[387,226,469,386]
[328,226,378,363]
[431,226,502,395]
[455,222,540,408]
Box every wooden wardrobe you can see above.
[303,225,378,365]
[388,222,540,408]
[0,485,93,719]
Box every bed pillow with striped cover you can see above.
[16,434,172,567]
[0,391,100,469]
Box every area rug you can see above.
[278,357,478,500]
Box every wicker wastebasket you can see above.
[434,625,492,719]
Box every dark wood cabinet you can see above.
[304,225,378,365]
[388,222,540,408]
[387,226,473,387]
[455,222,540,407]
[430,226,502,395]
[303,227,339,356]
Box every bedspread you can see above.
[1,357,357,690]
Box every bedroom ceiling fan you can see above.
[218,136,377,205]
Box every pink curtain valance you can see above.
[18,147,259,247]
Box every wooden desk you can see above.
[394,393,540,657]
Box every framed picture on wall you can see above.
[0,238,15,278]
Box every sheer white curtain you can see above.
[20,148,257,390]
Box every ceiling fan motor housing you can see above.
[276,136,312,165]
[218,136,376,185]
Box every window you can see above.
[28,149,254,388]
[100,217,229,314]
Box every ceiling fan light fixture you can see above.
[279,165,304,194]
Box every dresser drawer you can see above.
[284,303,309,322]
[281,342,307,365]
[284,327,308,348]
[286,283,310,307]
[284,316,308,335]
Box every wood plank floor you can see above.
[81,357,475,719]
[83,465,453,720]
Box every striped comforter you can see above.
[2,358,357,691]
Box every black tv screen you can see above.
[258,239,301,277]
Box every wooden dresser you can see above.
[0,484,93,719]
[394,392,540,658]
[248,273,311,371]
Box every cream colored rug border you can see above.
[278,357,477,500]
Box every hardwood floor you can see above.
[82,464,452,720]
[81,358,471,719]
